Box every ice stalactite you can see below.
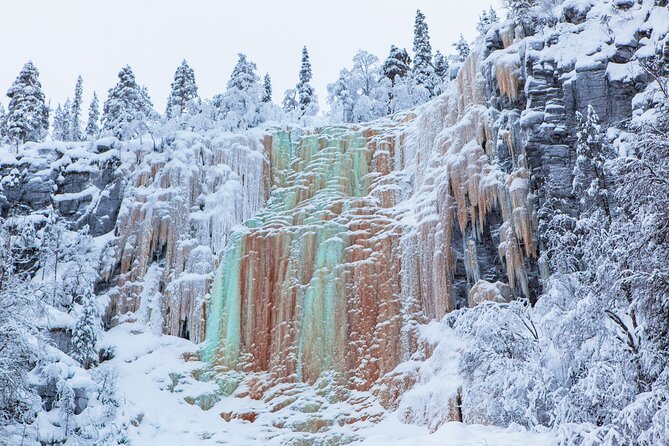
[108,131,268,343]
[398,47,536,322]
[494,52,522,102]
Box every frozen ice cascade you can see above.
[199,47,537,431]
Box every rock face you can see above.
[0,142,124,236]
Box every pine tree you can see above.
[382,45,412,85]
[213,53,263,130]
[434,51,449,81]
[572,105,610,219]
[6,61,50,144]
[52,104,66,141]
[282,88,298,113]
[262,73,272,103]
[296,46,317,116]
[62,99,72,141]
[505,0,537,34]
[71,290,99,369]
[0,102,6,141]
[412,9,437,95]
[71,76,84,141]
[52,100,72,141]
[165,60,199,118]
[85,92,100,139]
[102,65,152,139]
[477,7,499,35]
[453,34,471,62]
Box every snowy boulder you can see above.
[468,280,512,307]
[614,0,636,9]
[562,0,595,25]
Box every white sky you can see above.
[0,0,502,114]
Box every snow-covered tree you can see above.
[213,53,263,130]
[262,73,272,103]
[71,289,100,369]
[53,99,74,141]
[572,105,610,219]
[5,61,50,144]
[505,0,538,35]
[327,70,355,122]
[0,219,43,423]
[55,379,76,437]
[382,45,411,86]
[52,103,66,141]
[477,6,499,36]
[433,51,449,82]
[165,59,199,119]
[282,88,298,113]
[453,34,471,62]
[296,46,317,116]
[328,50,387,123]
[71,75,84,141]
[0,102,6,141]
[412,9,437,96]
[85,92,100,139]
[102,65,154,140]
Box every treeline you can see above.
[0,9,504,145]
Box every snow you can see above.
[360,418,551,446]
[606,61,644,83]
[104,320,549,446]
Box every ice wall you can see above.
[204,49,537,401]
[204,127,409,389]
[105,131,269,343]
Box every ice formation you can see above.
[201,49,538,428]
[107,131,269,343]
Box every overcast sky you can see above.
[0,1,502,114]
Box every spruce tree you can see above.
[165,59,199,118]
[102,65,151,139]
[434,51,449,82]
[71,76,83,141]
[52,104,66,141]
[6,61,50,144]
[213,53,263,130]
[297,46,316,115]
[572,105,610,219]
[477,7,499,36]
[412,9,437,95]
[453,34,471,62]
[382,45,412,85]
[71,290,100,369]
[52,100,72,141]
[62,99,72,141]
[85,92,100,139]
[262,73,272,103]
[0,102,6,140]
[505,0,537,34]
[226,53,260,92]
[282,88,298,112]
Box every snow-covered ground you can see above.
[106,322,550,445]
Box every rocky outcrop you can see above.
[0,141,124,236]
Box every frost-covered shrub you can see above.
[455,300,558,427]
